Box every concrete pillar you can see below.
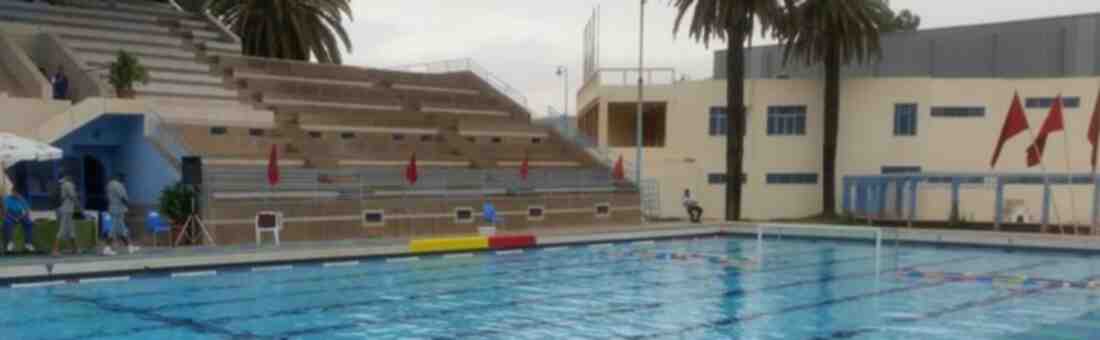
[908,178,919,227]
[994,177,1004,231]
[1042,179,1052,229]
[877,180,888,217]
[895,178,905,218]
[950,178,961,223]
[842,177,852,215]
[1093,175,1100,228]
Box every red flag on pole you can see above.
[990,93,1030,168]
[1088,90,1100,171]
[612,155,625,180]
[405,153,418,185]
[519,152,529,181]
[266,144,280,186]
[1027,95,1066,167]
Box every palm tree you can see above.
[775,0,886,218]
[671,0,782,221]
[206,0,353,64]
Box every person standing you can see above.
[103,174,138,255]
[51,175,80,256]
[682,189,703,223]
[52,67,69,100]
[3,192,35,254]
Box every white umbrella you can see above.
[0,133,63,195]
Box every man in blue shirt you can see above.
[3,192,35,254]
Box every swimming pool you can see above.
[1,235,1098,339]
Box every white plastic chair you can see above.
[255,211,283,246]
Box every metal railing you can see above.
[383,58,531,114]
[586,67,678,87]
[203,166,620,195]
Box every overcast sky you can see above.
[345,0,1100,118]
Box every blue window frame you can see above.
[893,103,917,136]
[707,173,747,184]
[1026,97,1081,109]
[766,105,806,136]
[766,173,818,184]
[881,166,921,174]
[930,106,985,118]
[709,107,727,136]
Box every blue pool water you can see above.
[2,235,1099,339]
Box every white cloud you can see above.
[342,0,1100,118]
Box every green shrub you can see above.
[158,182,195,224]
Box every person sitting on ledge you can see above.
[682,189,703,223]
[3,192,36,254]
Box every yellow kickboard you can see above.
[409,236,490,253]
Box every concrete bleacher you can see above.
[0,0,640,245]
[0,0,250,107]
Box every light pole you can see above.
[635,1,645,182]
[636,0,646,221]
[555,66,569,134]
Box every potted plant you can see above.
[107,50,150,99]
[157,182,196,242]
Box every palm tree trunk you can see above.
[822,47,840,218]
[725,28,747,221]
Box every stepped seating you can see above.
[203,165,617,196]
[174,124,296,162]
[0,0,245,104]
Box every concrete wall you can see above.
[718,13,1100,80]
[0,32,50,98]
[581,75,1100,223]
[0,97,71,134]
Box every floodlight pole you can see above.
[635,0,645,190]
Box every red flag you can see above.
[1026,95,1066,167]
[1088,90,1100,171]
[612,155,625,180]
[266,144,280,186]
[405,153,418,185]
[519,152,529,181]
[990,93,1030,168]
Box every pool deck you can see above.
[1,221,1098,283]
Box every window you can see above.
[766,173,818,184]
[931,106,984,118]
[594,203,611,218]
[709,106,727,136]
[1026,97,1080,109]
[210,127,227,135]
[248,129,265,137]
[893,103,917,136]
[708,173,747,184]
[420,135,434,142]
[466,137,476,143]
[528,206,545,221]
[340,132,355,140]
[881,166,921,174]
[362,210,384,227]
[767,105,806,136]
[531,137,543,144]
[709,106,747,136]
[491,137,502,144]
[392,134,405,141]
[454,207,474,224]
[308,131,322,139]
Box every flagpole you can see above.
[1055,95,1079,232]
[1021,106,1063,231]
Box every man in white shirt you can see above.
[682,189,703,223]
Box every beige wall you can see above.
[581,76,1100,223]
[0,96,71,135]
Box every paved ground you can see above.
[0,221,723,280]
[2,220,1098,281]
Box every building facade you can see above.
[578,13,1100,224]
